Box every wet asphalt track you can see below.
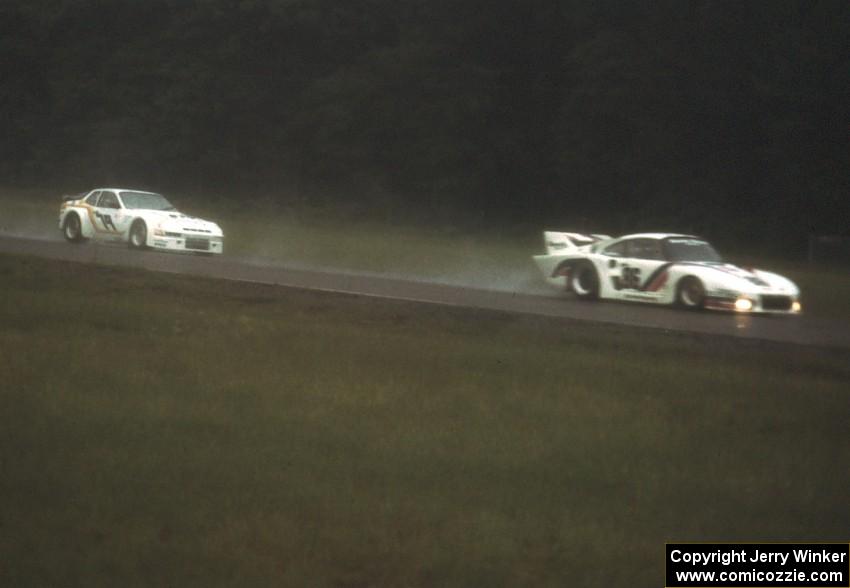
[2,234,849,349]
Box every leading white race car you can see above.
[59,188,223,254]
[533,232,801,313]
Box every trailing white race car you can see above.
[533,232,801,313]
[59,188,223,254]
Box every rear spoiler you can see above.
[62,193,86,202]
[543,231,610,255]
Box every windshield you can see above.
[119,191,175,211]
[664,238,723,262]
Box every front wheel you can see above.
[570,262,600,300]
[676,277,705,309]
[129,220,148,250]
[62,213,86,243]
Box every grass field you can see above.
[1,253,848,587]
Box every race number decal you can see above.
[622,266,641,289]
[95,211,117,232]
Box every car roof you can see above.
[94,188,159,194]
[615,233,700,240]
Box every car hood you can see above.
[683,262,798,295]
[141,210,222,236]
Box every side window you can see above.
[86,191,102,206]
[99,192,120,209]
[603,240,628,257]
[628,239,664,260]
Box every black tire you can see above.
[570,262,600,300]
[129,220,148,250]
[62,213,86,243]
[676,277,705,309]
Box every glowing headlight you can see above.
[734,297,753,312]
[791,300,802,313]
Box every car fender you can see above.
[752,270,799,294]
[669,265,722,292]
[590,255,621,298]
[127,214,153,246]
[533,253,582,288]
[61,204,96,238]
[671,264,766,299]
[79,206,98,238]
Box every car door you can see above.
[108,192,134,236]
[93,191,124,239]
[599,239,630,297]
[621,238,668,297]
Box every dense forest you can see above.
[2,0,848,244]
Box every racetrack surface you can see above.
[3,233,849,349]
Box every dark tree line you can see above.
[2,0,848,245]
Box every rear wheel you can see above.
[676,277,705,309]
[129,220,148,250]
[570,262,600,300]
[62,213,85,243]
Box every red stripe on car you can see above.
[645,271,668,292]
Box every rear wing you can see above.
[542,231,610,255]
[62,193,86,202]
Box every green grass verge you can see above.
[1,253,848,587]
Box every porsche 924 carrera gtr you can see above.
[59,188,223,254]
[533,232,801,313]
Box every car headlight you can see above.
[734,297,754,312]
[791,300,802,313]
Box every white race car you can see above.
[533,232,801,313]
[59,188,223,254]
